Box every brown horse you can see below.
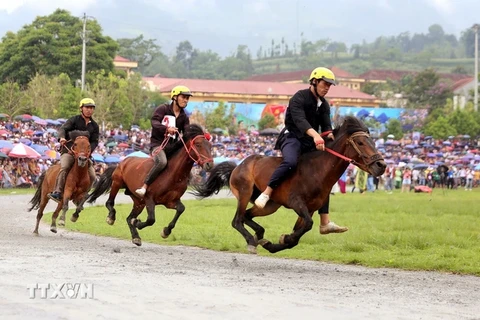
[87,124,214,246]
[192,116,386,254]
[29,130,93,234]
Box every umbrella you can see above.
[404,144,415,149]
[31,144,49,154]
[213,156,230,164]
[387,134,395,139]
[19,138,32,146]
[47,128,58,134]
[112,134,128,142]
[0,140,14,149]
[475,164,480,170]
[463,135,471,139]
[44,149,58,160]
[442,141,451,145]
[413,164,429,170]
[0,151,8,158]
[106,141,117,147]
[0,113,10,119]
[34,119,47,126]
[104,156,121,164]
[212,128,224,134]
[91,153,104,163]
[259,128,280,136]
[14,114,33,122]
[117,142,129,148]
[125,151,149,159]
[8,143,42,159]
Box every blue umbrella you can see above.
[91,153,104,163]
[104,156,120,164]
[413,164,429,170]
[31,144,49,154]
[125,151,149,158]
[0,140,14,149]
[475,164,480,170]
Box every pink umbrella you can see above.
[8,143,42,159]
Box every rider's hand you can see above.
[59,138,67,145]
[314,136,325,151]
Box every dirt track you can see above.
[0,192,479,320]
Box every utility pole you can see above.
[81,13,87,92]
[473,24,479,112]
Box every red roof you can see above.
[359,69,472,84]
[245,66,356,82]
[114,55,132,62]
[451,77,474,91]
[143,77,376,101]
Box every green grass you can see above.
[0,188,36,195]
[51,188,479,276]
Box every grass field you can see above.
[0,188,35,195]
[55,188,480,276]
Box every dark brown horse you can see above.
[192,116,386,254]
[29,130,93,234]
[87,124,214,246]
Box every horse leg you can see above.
[71,193,88,223]
[231,197,260,254]
[50,203,64,233]
[260,206,313,253]
[58,201,70,227]
[244,208,266,243]
[105,179,123,225]
[134,198,156,230]
[33,196,50,235]
[126,200,146,246]
[160,200,185,239]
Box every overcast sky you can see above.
[0,0,479,56]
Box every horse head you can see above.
[69,130,91,168]
[330,116,386,177]
[178,124,214,171]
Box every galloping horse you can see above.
[87,124,213,246]
[192,116,386,254]
[29,130,93,234]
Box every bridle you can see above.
[325,131,383,167]
[59,136,91,158]
[178,134,213,166]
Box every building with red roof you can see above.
[143,76,380,108]
[113,56,138,76]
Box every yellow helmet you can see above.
[171,85,193,99]
[309,67,336,85]
[79,98,96,108]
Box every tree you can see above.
[422,116,457,139]
[0,9,118,86]
[383,118,403,140]
[403,68,452,110]
[117,35,164,74]
[0,80,27,116]
[173,40,194,77]
[448,110,480,137]
[204,102,235,133]
[257,114,276,130]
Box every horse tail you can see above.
[28,171,47,212]
[87,165,117,203]
[191,161,237,199]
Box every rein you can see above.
[324,131,383,166]
[153,131,213,166]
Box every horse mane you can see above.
[332,115,369,137]
[164,124,205,158]
[69,130,90,141]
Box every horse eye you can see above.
[358,141,364,146]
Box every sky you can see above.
[0,0,479,57]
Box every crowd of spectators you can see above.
[1,116,479,192]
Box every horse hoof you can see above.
[160,228,170,239]
[50,227,57,233]
[33,231,39,236]
[257,239,270,246]
[247,245,257,254]
[70,215,78,223]
[132,238,142,246]
[106,217,115,225]
[58,220,65,227]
